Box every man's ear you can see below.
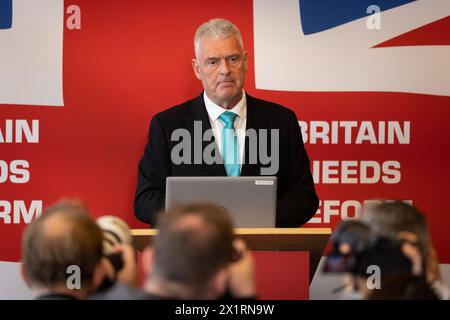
[210,269,228,299]
[192,58,201,80]
[20,263,32,288]
[91,258,109,292]
[243,51,249,72]
[141,247,155,277]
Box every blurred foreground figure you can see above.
[324,201,449,300]
[22,200,138,300]
[141,202,256,299]
[362,202,448,300]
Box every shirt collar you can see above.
[203,91,247,122]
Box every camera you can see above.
[323,220,412,278]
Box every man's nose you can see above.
[219,59,231,75]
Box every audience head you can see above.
[327,201,439,299]
[144,202,236,299]
[22,199,108,299]
[362,201,431,262]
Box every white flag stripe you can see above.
[0,0,64,106]
[254,0,450,96]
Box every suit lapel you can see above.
[240,94,261,177]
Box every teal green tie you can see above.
[219,111,240,176]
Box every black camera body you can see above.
[105,252,124,273]
[323,220,412,278]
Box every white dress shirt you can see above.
[203,91,247,170]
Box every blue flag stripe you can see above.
[0,0,12,29]
[299,0,416,35]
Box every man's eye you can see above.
[207,60,218,66]
[228,56,240,64]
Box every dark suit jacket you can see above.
[134,93,319,227]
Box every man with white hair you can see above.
[134,18,318,227]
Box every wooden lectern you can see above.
[132,228,331,283]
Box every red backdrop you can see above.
[1,0,449,270]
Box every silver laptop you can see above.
[165,176,277,227]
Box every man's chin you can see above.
[218,94,243,109]
[218,87,241,100]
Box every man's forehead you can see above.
[197,36,244,56]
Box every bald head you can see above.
[22,200,104,289]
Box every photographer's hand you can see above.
[110,244,139,288]
[426,245,441,283]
